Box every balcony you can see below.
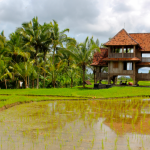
[109,53,134,58]
[137,73,150,81]
[142,57,150,62]
[124,53,134,58]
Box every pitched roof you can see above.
[90,48,108,66]
[103,57,141,61]
[104,29,139,46]
[129,33,150,51]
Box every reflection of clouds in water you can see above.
[0,99,150,149]
[119,114,132,118]
[142,99,150,101]
[141,106,150,114]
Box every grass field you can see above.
[0,81,150,109]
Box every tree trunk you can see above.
[32,80,34,88]
[53,47,56,65]
[43,51,46,88]
[52,80,55,88]
[4,78,7,89]
[93,68,96,83]
[28,76,30,88]
[25,77,27,89]
[71,78,73,88]
[36,75,39,89]
[36,46,39,89]
[16,79,18,89]
[82,65,85,88]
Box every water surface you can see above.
[0,98,150,150]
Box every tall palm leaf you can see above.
[66,37,100,88]
[17,17,51,88]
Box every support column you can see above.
[99,66,101,84]
[134,45,136,57]
[108,62,110,84]
[108,47,111,58]
[133,62,137,85]
[122,46,124,58]
[108,76,111,84]
[94,67,96,84]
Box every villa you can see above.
[91,29,150,85]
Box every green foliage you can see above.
[0,17,101,89]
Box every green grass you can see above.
[0,81,150,109]
[0,86,150,98]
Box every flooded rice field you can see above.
[0,98,150,150]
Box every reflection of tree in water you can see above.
[53,99,150,134]
[18,98,150,139]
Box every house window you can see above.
[127,62,133,70]
[111,47,122,53]
[113,62,118,68]
[124,47,133,53]
[123,62,133,70]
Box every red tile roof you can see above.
[103,57,141,61]
[104,29,139,46]
[90,48,108,66]
[137,62,150,66]
[129,33,150,51]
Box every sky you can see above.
[1,0,150,73]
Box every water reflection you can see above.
[0,98,150,149]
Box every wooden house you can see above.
[91,29,150,85]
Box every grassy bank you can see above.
[0,84,150,110]
[0,86,150,98]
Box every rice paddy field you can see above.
[1,85,150,150]
[0,96,150,150]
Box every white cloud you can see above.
[0,0,150,44]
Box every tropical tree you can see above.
[10,57,34,88]
[50,20,70,64]
[46,55,66,88]
[0,59,12,89]
[17,17,51,88]
[0,31,10,59]
[67,37,100,88]
[67,64,80,88]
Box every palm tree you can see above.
[50,20,70,64]
[0,59,12,89]
[67,64,80,88]
[0,31,10,59]
[17,17,51,88]
[46,55,66,88]
[67,37,100,88]
[0,31,13,89]
[11,58,34,88]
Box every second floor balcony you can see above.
[142,57,150,62]
[109,53,134,58]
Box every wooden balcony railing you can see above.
[109,53,122,58]
[142,57,150,62]
[109,53,134,58]
[124,53,134,58]
[137,73,150,80]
